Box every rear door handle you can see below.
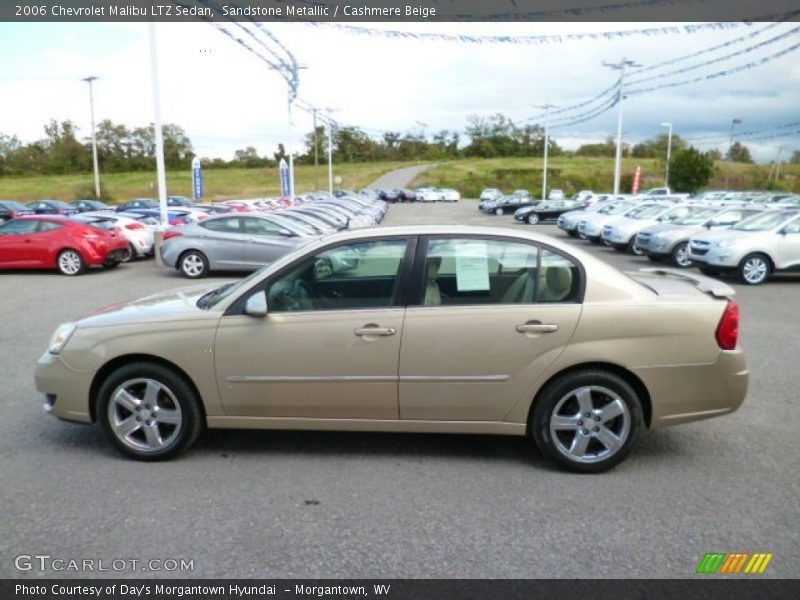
[516,322,559,333]
[354,326,397,337]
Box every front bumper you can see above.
[35,352,93,423]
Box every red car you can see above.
[0,216,129,275]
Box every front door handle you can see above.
[516,322,559,333]
[354,325,397,337]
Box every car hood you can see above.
[77,283,224,328]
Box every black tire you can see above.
[56,249,86,276]
[527,213,540,225]
[738,252,771,286]
[103,261,120,270]
[178,250,209,279]
[494,207,504,216]
[120,243,135,263]
[531,370,643,473]
[627,240,644,256]
[669,242,692,268]
[97,362,204,461]
[567,230,579,238]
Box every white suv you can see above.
[687,210,800,284]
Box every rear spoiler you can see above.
[626,268,736,298]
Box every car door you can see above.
[214,237,413,419]
[775,217,800,269]
[195,217,245,269]
[398,236,582,422]
[0,219,41,266]
[240,217,304,268]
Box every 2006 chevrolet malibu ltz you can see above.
[34,226,748,472]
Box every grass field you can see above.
[409,157,800,198]
[0,161,421,204]
[1,157,797,203]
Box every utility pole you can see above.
[660,122,673,189]
[724,118,743,189]
[603,58,640,195]
[534,104,556,200]
[82,76,101,199]
[324,108,339,196]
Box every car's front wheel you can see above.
[179,250,209,278]
[531,370,643,473]
[97,362,204,461]
[738,253,771,285]
[670,242,692,268]
[527,213,540,225]
[494,207,504,216]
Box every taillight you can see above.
[163,231,183,241]
[170,218,185,226]
[125,222,145,230]
[715,300,740,350]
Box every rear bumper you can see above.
[633,349,748,429]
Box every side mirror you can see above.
[278,228,296,237]
[244,292,268,317]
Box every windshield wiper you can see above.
[196,283,235,310]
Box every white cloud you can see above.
[0,21,797,162]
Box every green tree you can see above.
[726,141,753,163]
[670,147,715,193]
[789,149,800,164]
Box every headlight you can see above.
[48,323,77,355]
[716,238,742,248]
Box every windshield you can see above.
[630,204,668,220]
[733,211,797,231]
[675,208,719,225]
[1,201,30,211]
[599,202,633,215]
[279,212,331,233]
[266,214,316,236]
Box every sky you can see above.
[0,20,798,163]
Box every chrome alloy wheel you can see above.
[181,253,205,278]
[549,386,630,464]
[58,250,82,275]
[673,243,692,267]
[742,256,768,284]
[107,378,183,453]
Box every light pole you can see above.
[535,104,556,200]
[725,118,742,189]
[324,108,338,196]
[148,22,169,231]
[603,58,640,195]
[82,76,101,199]
[660,121,673,189]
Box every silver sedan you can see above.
[161,213,319,278]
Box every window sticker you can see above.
[455,243,490,291]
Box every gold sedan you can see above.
[35,225,747,472]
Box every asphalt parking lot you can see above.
[1,199,798,579]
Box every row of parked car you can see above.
[479,188,800,284]
[534,193,799,285]
[0,191,389,276]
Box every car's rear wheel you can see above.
[738,253,771,285]
[97,362,204,461]
[57,249,86,276]
[531,370,643,473]
[179,250,209,278]
[120,243,135,263]
[494,207,504,216]
[527,213,540,225]
[670,242,692,268]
